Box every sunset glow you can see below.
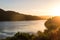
[0,0,60,16]
[50,6,60,16]
[1,0,60,39]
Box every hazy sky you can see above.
[0,0,60,16]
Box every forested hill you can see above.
[0,9,49,21]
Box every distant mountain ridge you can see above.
[0,9,51,21]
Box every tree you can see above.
[45,16,60,40]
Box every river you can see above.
[0,20,47,38]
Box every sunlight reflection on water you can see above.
[0,20,47,38]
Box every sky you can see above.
[0,0,60,16]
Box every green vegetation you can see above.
[45,16,60,40]
[1,8,60,40]
[1,31,49,40]
[1,16,60,40]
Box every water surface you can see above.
[0,20,46,38]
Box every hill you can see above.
[0,9,51,21]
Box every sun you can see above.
[50,6,60,16]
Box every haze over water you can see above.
[0,20,46,38]
[0,20,46,33]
